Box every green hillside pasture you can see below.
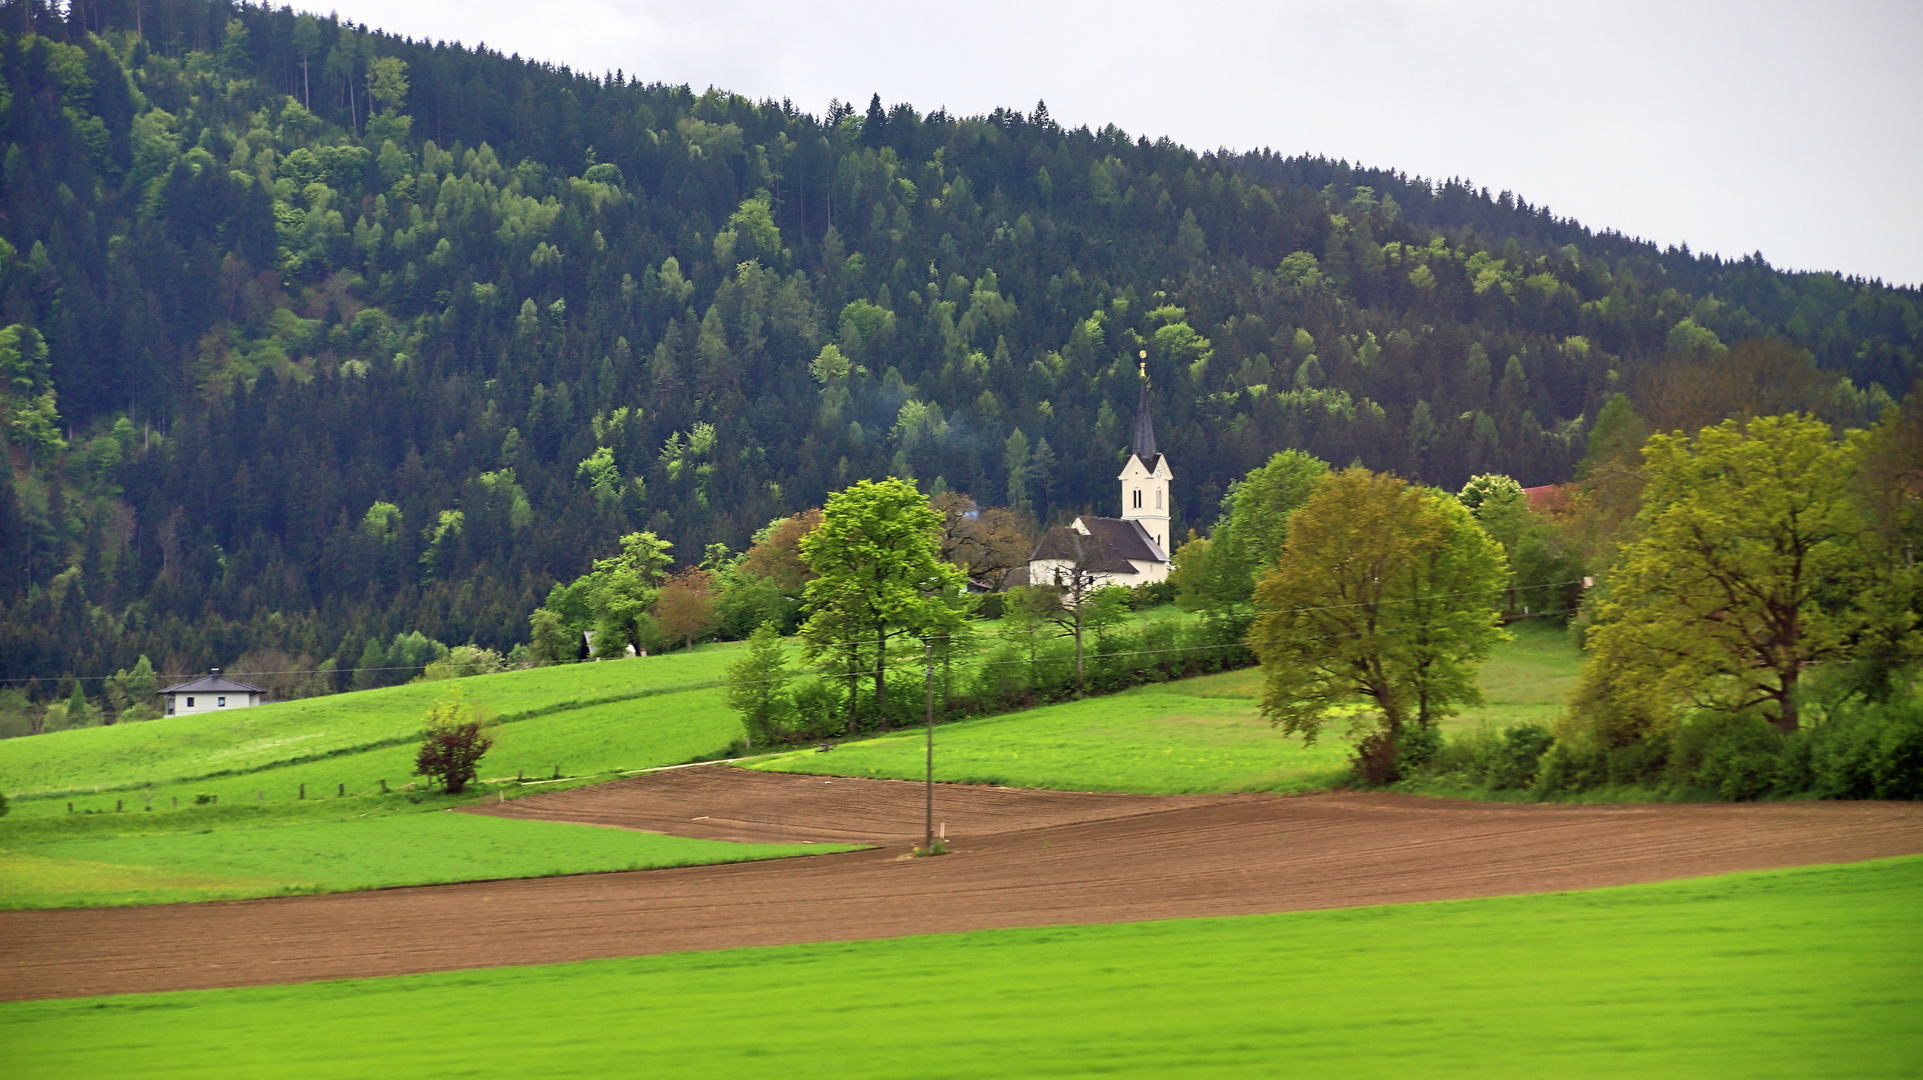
[1455,618,1582,730]
[0,812,852,908]
[754,679,1352,793]
[0,647,742,807]
[6,857,1915,1078]
[756,618,1580,793]
[12,686,744,818]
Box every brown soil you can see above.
[5,766,1921,1002]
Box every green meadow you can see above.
[0,648,747,818]
[0,615,1581,907]
[0,646,783,908]
[753,620,1578,792]
[0,811,852,908]
[6,856,1914,1078]
[0,648,741,808]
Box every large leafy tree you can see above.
[1581,415,1875,734]
[1175,451,1327,615]
[1249,467,1508,781]
[799,479,963,733]
[587,532,676,657]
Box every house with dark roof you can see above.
[1026,378,1173,589]
[159,668,266,717]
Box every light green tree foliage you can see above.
[799,478,964,733]
[1581,415,1874,735]
[1250,467,1508,781]
[1846,401,1923,701]
[1457,473,1524,514]
[108,656,160,721]
[1175,450,1328,614]
[588,532,675,658]
[725,621,796,749]
[1578,393,1648,479]
[0,325,62,454]
[1465,476,1587,618]
[714,194,781,265]
[1004,427,1032,515]
[526,607,577,664]
[64,682,95,729]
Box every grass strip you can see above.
[0,812,855,908]
[2,856,1915,1077]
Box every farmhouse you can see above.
[1027,378,1173,588]
[160,668,266,717]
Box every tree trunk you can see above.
[1773,668,1801,734]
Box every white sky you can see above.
[320,0,1923,287]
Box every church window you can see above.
[1156,488,1162,509]
[1133,488,1142,509]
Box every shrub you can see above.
[1531,739,1608,797]
[1493,724,1555,789]
[1669,711,1782,800]
[413,687,494,794]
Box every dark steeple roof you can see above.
[1132,379,1157,460]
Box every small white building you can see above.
[160,668,266,717]
[1027,379,1174,589]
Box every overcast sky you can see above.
[319,0,1922,287]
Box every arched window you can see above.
[1133,488,1142,509]
[1156,488,1162,509]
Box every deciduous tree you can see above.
[1250,467,1508,782]
[800,479,962,733]
[413,686,493,794]
[653,567,721,650]
[1582,415,1874,734]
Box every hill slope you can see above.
[0,0,1916,688]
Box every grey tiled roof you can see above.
[158,670,266,695]
[1028,517,1167,577]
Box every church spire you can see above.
[1132,359,1157,461]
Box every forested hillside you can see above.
[0,0,1916,695]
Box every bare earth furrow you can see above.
[3,766,1919,1001]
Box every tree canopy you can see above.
[1249,467,1509,781]
[0,4,1913,695]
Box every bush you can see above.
[1494,724,1555,788]
[1796,695,1923,799]
[413,687,494,794]
[1531,739,1608,797]
[1668,711,1782,800]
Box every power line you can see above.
[0,581,1588,689]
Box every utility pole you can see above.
[923,636,935,853]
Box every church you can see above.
[1026,377,1173,588]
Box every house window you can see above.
[1156,489,1162,509]
[218,696,227,707]
[186,696,195,708]
[1133,488,1142,509]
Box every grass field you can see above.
[0,811,853,908]
[5,856,1913,1078]
[753,620,1579,792]
[0,646,781,906]
[0,647,743,807]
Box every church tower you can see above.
[1118,368,1173,554]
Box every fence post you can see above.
[338,783,344,797]
[299,783,305,800]
[380,779,388,793]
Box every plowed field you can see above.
[6,766,1920,1001]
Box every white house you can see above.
[1027,379,1174,589]
[160,668,266,717]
